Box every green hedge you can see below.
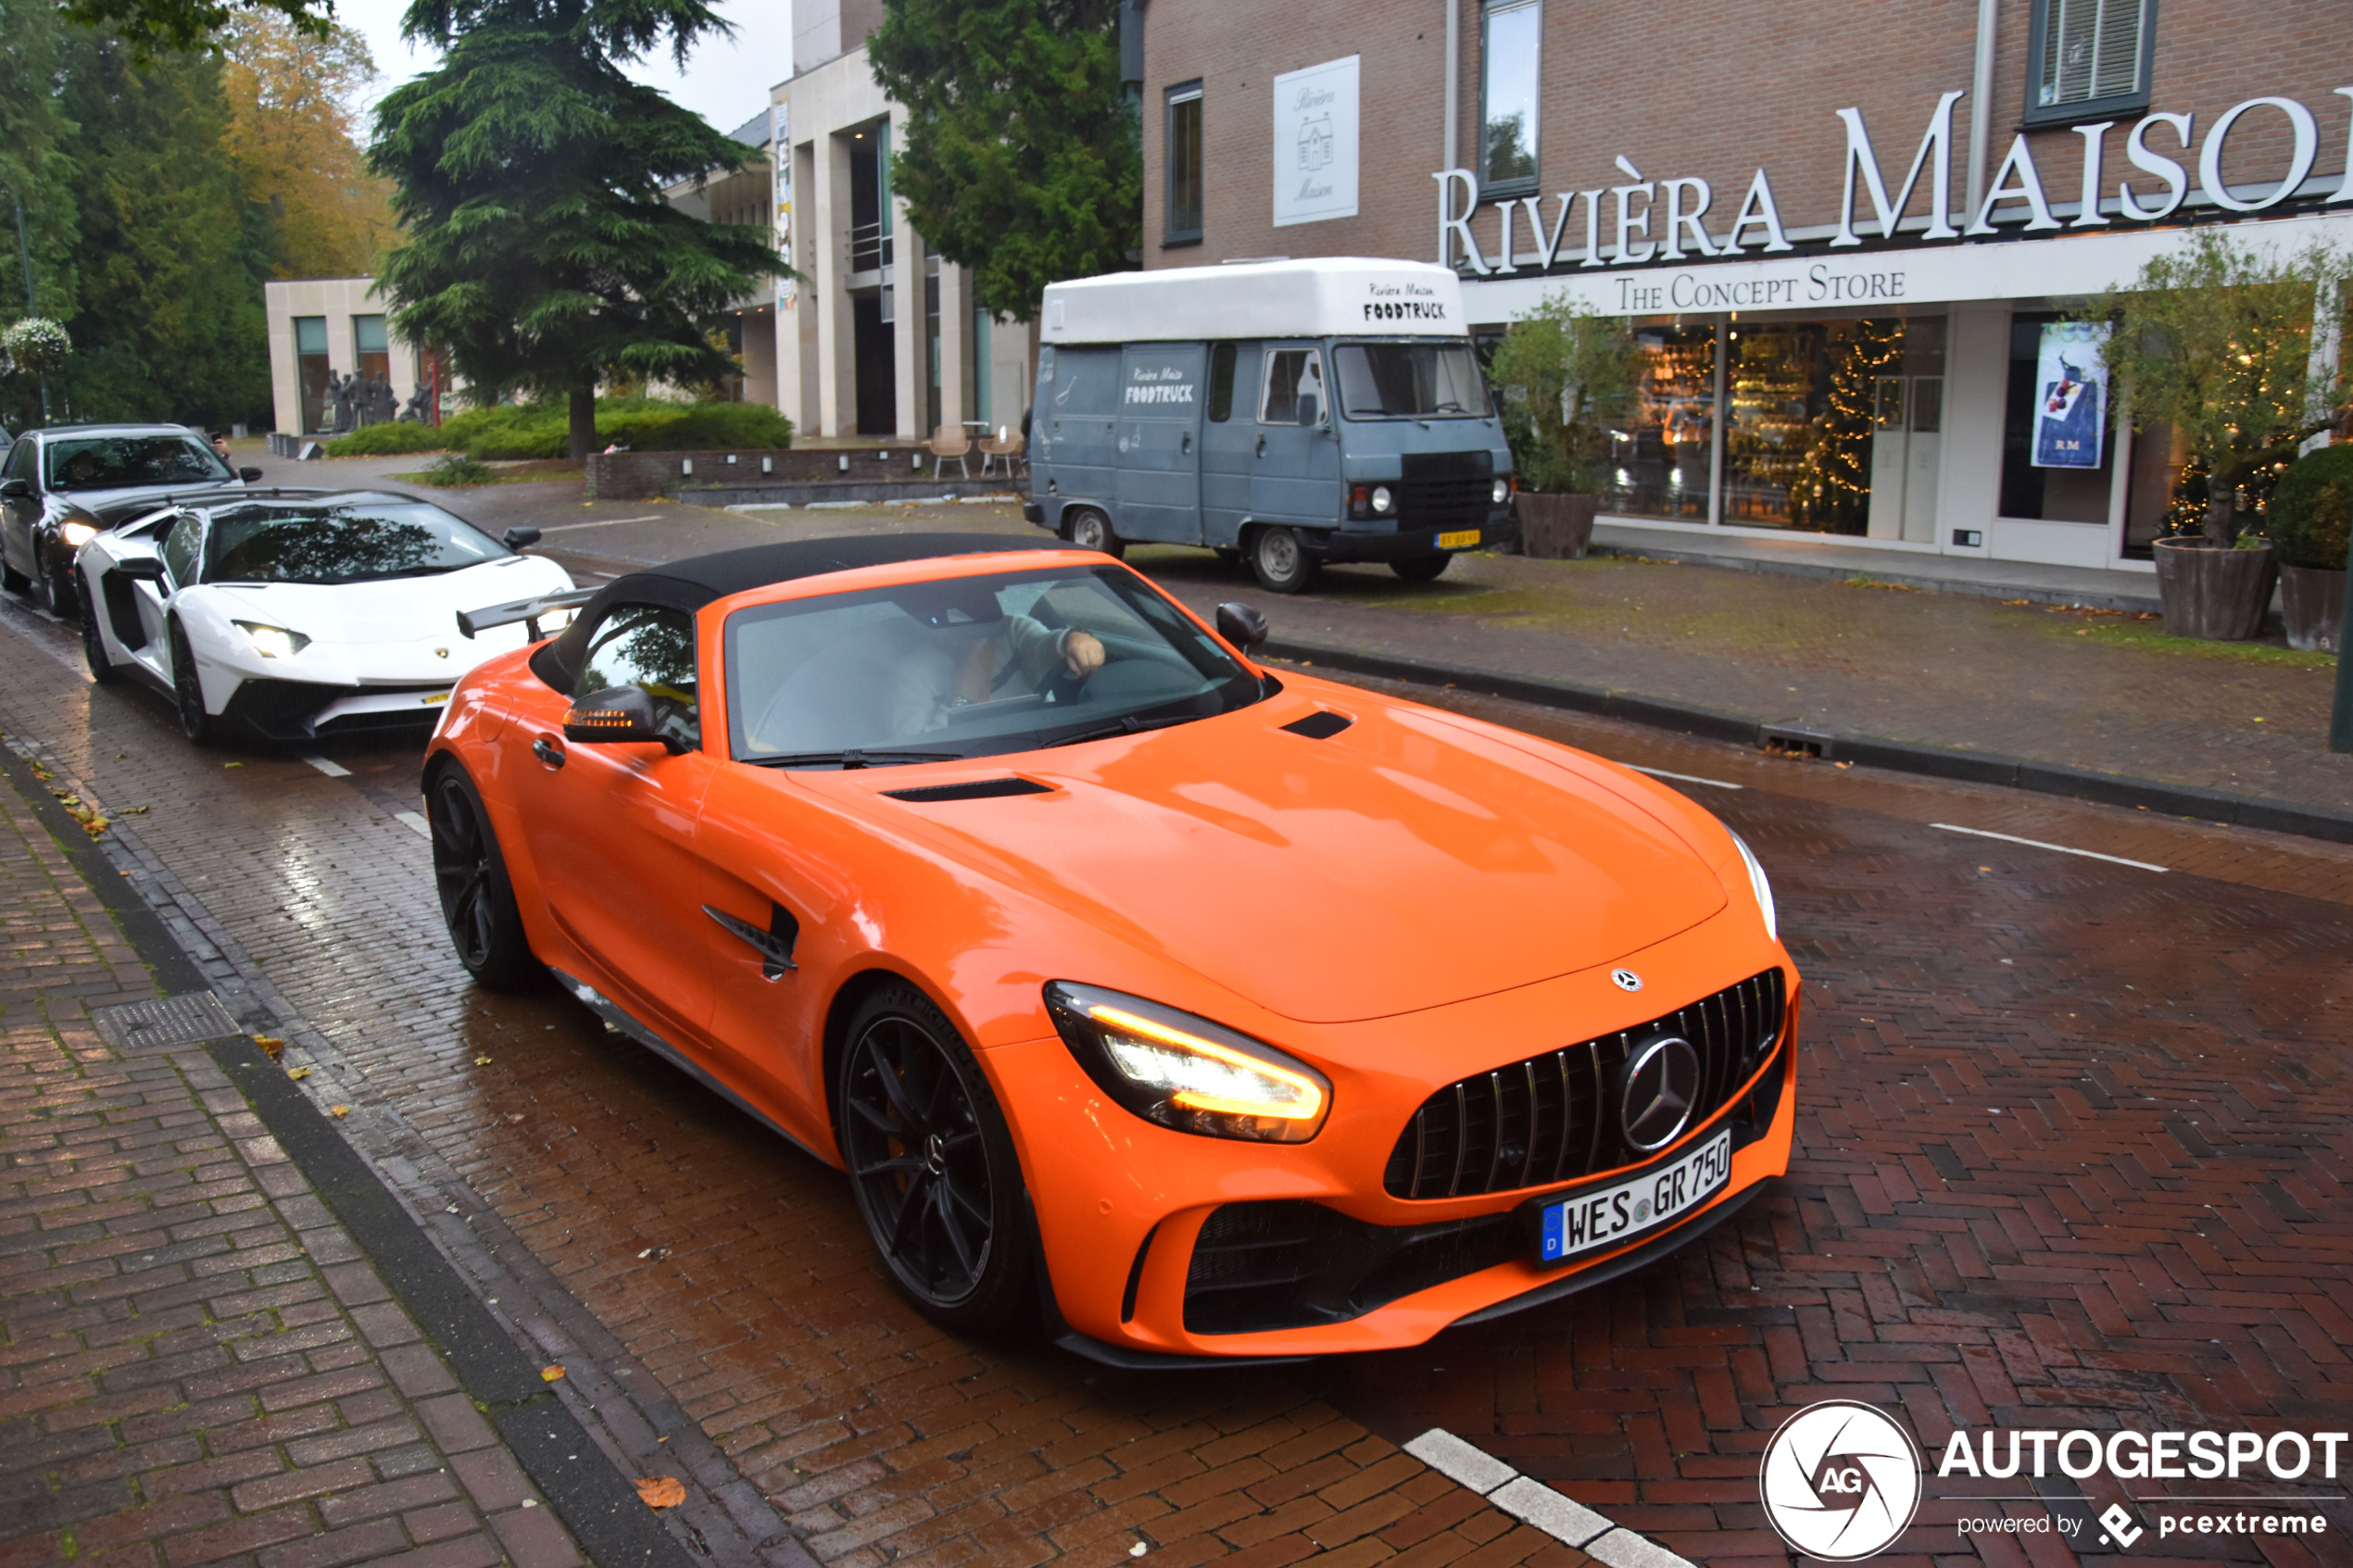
[434,397,794,460]
[320,420,445,457]
[2266,444,2353,571]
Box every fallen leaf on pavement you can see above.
[637,1246,671,1261]
[473,1055,493,1065]
[286,1067,310,1081]
[254,1036,284,1059]
[329,1105,351,1117]
[541,1365,565,1382]
[635,1476,686,1509]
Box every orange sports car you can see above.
[424,534,1797,1364]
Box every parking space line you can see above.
[534,515,661,533]
[1931,822,2168,872]
[394,809,433,839]
[296,753,351,778]
[1624,763,1743,791]
[1403,1428,1696,1568]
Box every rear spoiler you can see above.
[456,587,598,642]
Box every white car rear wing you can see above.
[456,587,598,642]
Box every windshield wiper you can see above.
[747,747,967,769]
[1043,713,1202,748]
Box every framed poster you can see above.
[2032,320,2108,469]
[1272,56,1359,228]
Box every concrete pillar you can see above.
[816,132,855,437]
[1936,301,2007,553]
[937,261,969,432]
[893,218,924,441]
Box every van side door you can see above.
[1038,345,1121,524]
[1251,342,1342,528]
[1199,343,1259,549]
[1113,344,1204,545]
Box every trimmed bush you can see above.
[435,396,794,459]
[2266,444,2353,571]
[414,453,497,487]
[321,421,445,457]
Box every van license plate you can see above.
[1437,530,1480,549]
[1536,1130,1731,1264]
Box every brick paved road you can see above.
[3,524,2348,1568]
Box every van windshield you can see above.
[1333,342,1491,420]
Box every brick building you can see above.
[1133,0,2353,570]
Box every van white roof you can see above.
[1041,258,1468,345]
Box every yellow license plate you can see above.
[1437,530,1480,550]
[422,693,450,706]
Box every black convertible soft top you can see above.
[532,533,1082,691]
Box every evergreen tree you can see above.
[1789,319,1898,533]
[0,0,82,424]
[371,0,782,458]
[869,0,1139,323]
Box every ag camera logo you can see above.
[1760,1400,1923,1560]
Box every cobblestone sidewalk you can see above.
[0,757,589,1568]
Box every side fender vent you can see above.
[883,777,1055,803]
[1280,711,1353,740]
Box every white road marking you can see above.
[534,515,661,533]
[394,809,433,839]
[1625,763,1743,791]
[1931,822,2168,872]
[1403,1429,1693,1566]
[725,502,797,512]
[296,753,351,778]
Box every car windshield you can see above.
[1332,341,1491,419]
[44,434,233,492]
[204,501,508,584]
[726,564,1264,765]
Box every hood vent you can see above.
[1281,711,1353,740]
[883,777,1054,803]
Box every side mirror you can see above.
[237,467,263,483]
[1215,601,1268,649]
[0,478,31,501]
[112,556,168,582]
[503,526,542,549]
[562,685,686,752]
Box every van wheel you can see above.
[1390,554,1451,583]
[1064,508,1125,559]
[1248,527,1319,595]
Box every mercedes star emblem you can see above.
[1612,968,1642,992]
[1620,1035,1701,1152]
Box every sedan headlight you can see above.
[1044,982,1329,1143]
[1730,832,1778,943]
[1369,484,1393,514]
[61,521,98,548]
[233,621,311,659]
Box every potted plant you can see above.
[1489,293,1637,559]
[2096,232,2349,640]
[2267,443,2353,653]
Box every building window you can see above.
[2024,0,2154,126]
[294,316,331,433]
[1165,82,1203,244]
[1479,1,1541,194]
[352,314,391,386]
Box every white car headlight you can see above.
[1045,982,1329,1142]
[62,521,98,548]
[233,621,311,659]
[1730,832,1778,943]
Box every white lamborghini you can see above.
[75,488,582,745]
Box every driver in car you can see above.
[919,595,1104,728]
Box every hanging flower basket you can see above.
[1,317,70,374]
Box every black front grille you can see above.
[1182,1200,1519,1335]
[1383,968,1787,1199]
[1395,477,1493,530]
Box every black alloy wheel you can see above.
[425,766,541,990]
[78,575,116,684]
[166,619,217,746]
[1063,507,1126,559]
[1390,554,1451,583]
[1249,525,1320,595]
[838,982,1032,1332]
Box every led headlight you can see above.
[233,621,311,659]
[1491,478,1510,505]
[1370,484,1393,514]
[61,521,98,548]
[1730,832,1779,943]
[1044,982,1329,1143]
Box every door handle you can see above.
[1181,433,1192,455]
[1255,435,1266,458]
[532,735,565,769]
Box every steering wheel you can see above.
[1044,663,1090,705]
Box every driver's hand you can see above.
[1063,629,1106,678]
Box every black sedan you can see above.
[0,424,259,618]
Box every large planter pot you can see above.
[2152,539,2277,641]
[2279,563,2346,654]
[1517,492,1598,559]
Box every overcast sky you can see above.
[334,0,796,134]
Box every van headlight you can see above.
[1730,832,1778,943]
[233,621,311,659]
[62,521,98,548]
[1492,478,1510,505]
[1044,982,1329,1142]
[1370,484,1393,514]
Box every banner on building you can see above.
[773,102,794,309]
[1273,56,1359,228]
[2032,320,2108,469]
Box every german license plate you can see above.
[1437,529,1480,550]
[1537,1130,1731,1264]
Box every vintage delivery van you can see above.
[1023,258,1516,593]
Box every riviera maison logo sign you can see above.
[1435,89,2353,278]
[1123,365,1195,405]
[1364,280,1445,323]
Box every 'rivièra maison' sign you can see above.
[1435,89,2353,276]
